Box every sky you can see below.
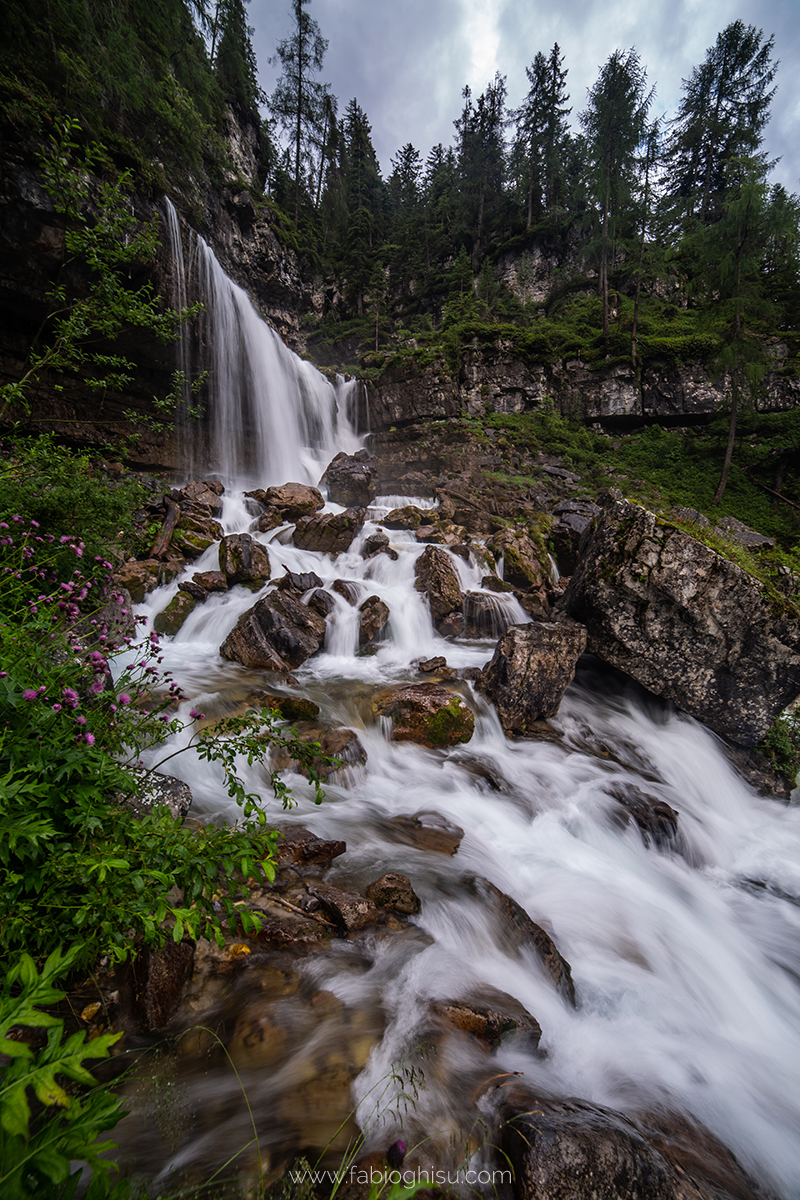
[250,0,800,193]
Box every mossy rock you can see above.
[153,591,197,636]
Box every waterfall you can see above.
[120,218,800,1199]
[161,199,361,487]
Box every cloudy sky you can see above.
[250,0,800,193]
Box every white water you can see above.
[129,213,800,1196]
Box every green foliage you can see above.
[0,947,129,1199]
[757,711,800,783]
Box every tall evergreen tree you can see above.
[341,99,383,316]
[269,0,331,218]
[663,21,776,230]
[214,0,263,119]
[514,44,570,229]
[581,48,653,339]
[387,143,423,295]
[454,73,508,267]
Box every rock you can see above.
[464,875,576,1005]
[672,505,710,529]
[271,725,368,781]
[414,545,464,623]
[361,530,397,560]
[264,482,324,518]
[171,512,223,558]
[550,500,601,574]
[716,515,775,549]
[250,507,284,533]
[175,479,224,515]
[153,590,197,636]
[486,527,548,593]
[477,620,587,734]
[218,532,271,585]
[125,939,195,1034]
[562,496,800,746]
[417,655,448,673]
[415,524,446,544]
[220,590,327,671]
[432,986,542,1052]
[462,591,519,639]
[114,559,178,604]
[375,682,475,748]
[74,588,136,646]
[254,693,321,722]
[116,767,193,822]
[365,873,421,915]
[438,611,466,638]
[332,578,363,605]
[606,781,679,848]
[275,569,324,593]
[321,450,377,507]
[630,1108,773,1200]
[310,882,379,932]
[293,507,366,554]
[307,588,336,618]
[358,595,390,646]
[274,827,347,868]
[178,570,229,600]
[500,1096,684,1200]
[386,810,464,855]
[383,505,428,530]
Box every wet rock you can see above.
[116,767,193,822]
[220,590,327,671]
[275,569,324,593]
[228,1006,287,1069]
[253,692,321,722]
[606,782,679,848]
[432,985,542,1052]
[477,620,587,734]
[414,544,464,623]
[365,872,421,915]
[462,591,519,639]
[114,559,181,604]
[311,882,379,932]
[271,725,368,781]
[630,1108,773,1200]
[562,495,800,746]
[171,512,223,558]
[375,682,474,748]
[250,507,284,533]
[358,595,390,647]
[125,939,195,1034]
[464,875,576,1005]
[438,611,466,638]
[321,449,377,507]
[500,1095,683,1200]
[415,524,446,544]
[175,479,224,515]
[178,570,229,600]
[293,507,366,554]
[247,900,333,952]
[153,590,197,636]
[218,532,271,586]
[383,505,428,530]
[487,527,548,593]
[482,575,514,593]
[274,827,347,868]
[362,530,397,560]
[386,810,464,855]
[264,482,324,518]
[333,578,363,605]
[307,588,336,618]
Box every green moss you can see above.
[425,697,474,747]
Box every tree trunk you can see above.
[713,387,739,504]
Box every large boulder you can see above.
[486,527,548,593]
[477,620,587,734]
[414,545,464,624]
[220,590,327,671]
[321,450,377,507]
[263,482,324,518]
[293,507,366,554]
[153,590,197,636]
[374,682,474,748]
[562,496,800,745]
[358,595,390,647]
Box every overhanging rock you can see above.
[562,496,800,746]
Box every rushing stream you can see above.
[115,211,800,1196]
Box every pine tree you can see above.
[663,21,776,231]
[269,0,332,219]
[454,73,508,268]
[387,143,423,295]
[214,0,263,119]
[513,44,570,229]
[341,99,383,316]
[580,49,653,339]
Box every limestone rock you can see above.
[293,507,366,554]
[274,827,346,868]
[113,559,163,604]
[125,939,195,1034]
[562,496,800,745]
[550,500,601,574]
[179,570,229,600]
[175,479,224,516]
[250,507,284,533]
[487,527,548,592]
[171,512,223,558]
[358,595,390,647]
[153,590,197,636]
[375,682,474,748]
[220,590,327,671]
[321,450,377,507]
[307,588,336,618]
[477,620,587,734]
[365,873,421,915]
[383,505,428,530]
[263,482,324,518]
[414,545,464,623]
[606,781,679,848]
[219,532,271,585]
[332,578,363,605]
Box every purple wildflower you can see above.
[117,693,131,705]
[62,688,79,708]
[84,732,95,745]
[22,689,38,701]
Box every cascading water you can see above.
[122,216,800,1197]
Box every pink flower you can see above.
[51,703,62,712]
[62,688,79,708]
[22,689,38,701]
[84,732,95,745]
[117,693,131,705]
[75,715,86,725]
